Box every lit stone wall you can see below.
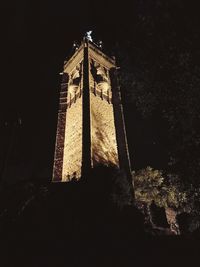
[90,92,119,167]
[53,111,67,181]
[53,42,121,182]
[62,96,82,181]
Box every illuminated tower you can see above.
[52,34,131,182]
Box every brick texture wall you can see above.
[62,95,82,181]
[90,92,119,167]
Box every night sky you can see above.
[1,1,199,184]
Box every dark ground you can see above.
[0,168,199,267]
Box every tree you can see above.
[115,1,200,185]
[133,166,187,210]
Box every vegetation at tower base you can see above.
[0,170,200,265]
[134,167,187,210]
[132,166,200,235]
[0,166,200,240]
[133,167,185,234]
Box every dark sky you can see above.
[1,1,199,183]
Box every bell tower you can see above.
[52,34,131,182]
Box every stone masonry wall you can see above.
[90,92,119,167]
[62,96,82,181]
[53,112,67,181]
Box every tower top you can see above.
[84,31,93,42]
[63,37,116,74]
[83,31,103,50]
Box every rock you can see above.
[165,207,180,235]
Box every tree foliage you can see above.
[117,1,200,184]
[133,167,187,210]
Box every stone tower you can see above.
[52,34,131,182]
